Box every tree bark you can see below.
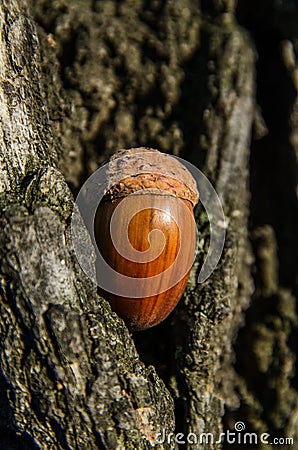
[0,0,297,449]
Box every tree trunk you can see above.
[0,0,297,449]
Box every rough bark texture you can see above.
[0,0,297,449]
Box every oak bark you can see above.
[0,0,297,449]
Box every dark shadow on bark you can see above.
[223,0,298,443]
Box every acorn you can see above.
[95,148,199,331]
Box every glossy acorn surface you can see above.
[94,148,199,331]
[95,194,196,331]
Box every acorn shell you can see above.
[95,148,198,331]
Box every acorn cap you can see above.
[103,147,199,207]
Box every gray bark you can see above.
[0,0,297,449]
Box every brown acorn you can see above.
[95,148,199,331]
